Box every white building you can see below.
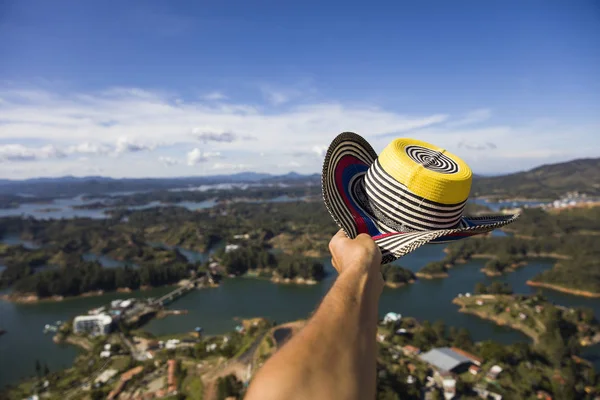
[383,312,402,324]
[225,244,240,253]
[73,314,113,336]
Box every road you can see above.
[238,331,268,364]
[120,332,147,361]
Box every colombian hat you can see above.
[322,132,519,264]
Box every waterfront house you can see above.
[402,345,421,356]
[536,390,552,400]
[450,347,483,365]
[383,312,402,324]
[73,314,112,336]
[420,347,475,373]
[434,371,456,400]
[486,365,503,381]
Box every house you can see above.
[486,365,503,381]
[420,347,475,373]
[94,369,118,384]
[476,300,484,306]
[469,365,481,375]
[406,375,415,384]
[377,334,387,343]
[206,343,218,352]
[225,244,240,253]
[474,384,503,400]
[167,359,177,393]
[402,345,421,356]
[434,371,456,400]
[537,390,552,400]
[73,314,112,336]
[396,328,408,334]
[449,347,483,366]
[535,305,544,313]
[519,312,527,320]
[100,350,111,358]
[383,312,402,324]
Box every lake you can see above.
[0,197,218,220]
[2,243,600,389]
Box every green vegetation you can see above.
[417,261,448,278]
[216,374,244,400]
[445,207,600,294]
[381,264,415,287]
[471,157,600,198]
[474,282,513,295]
[1,199,337,297]
[481,255,525,276]
[455,289,600,353]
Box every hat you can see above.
[321,132,519,264]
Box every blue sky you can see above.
[0,0,599,179]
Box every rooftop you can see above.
[420,347,474,372]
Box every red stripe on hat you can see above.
[335,155,369,235]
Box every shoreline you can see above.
[480,261,528,277]
[415,272,448,279]
[0,284,175,304]
[453,298,540,343]
[270,276,318,285]
[526,281,600,298]
[384,279,416,289]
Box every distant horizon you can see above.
[1,155,598,183]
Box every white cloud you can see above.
[203,91,228,101]
[158,156,180,166]
[0,85,596,178]
[211,162,251,171]
[447,108,492,127]
[66,142,112,155]
[193,130,237,143]
[186,149,221,166]
[0,144,65,162]
[312,145,327,158]
[115,137,156,154]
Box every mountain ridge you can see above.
[1,157,598,199]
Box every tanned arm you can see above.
[245,230,383,400]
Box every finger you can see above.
[329,229,348,251]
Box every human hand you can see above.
[329,229,382,278]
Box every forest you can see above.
[443,207,600,292]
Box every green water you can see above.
[2,244,600,390]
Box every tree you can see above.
[43,363,50,376]
[474,282,487,294]
[453,328,473,351]
[217,374,243,400]
[479,341,508,363]
[35,359,41,378]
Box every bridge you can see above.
[153,275,209,306]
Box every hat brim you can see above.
[322,132,519,264]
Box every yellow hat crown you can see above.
[377,138,472,205]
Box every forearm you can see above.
[246,268,381,400]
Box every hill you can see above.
[0,172,318,198]
[472,157,600,199]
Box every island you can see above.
[0,200,337,302]
[453,283,600,347]
[416,261,449,279]
[443,206,600,296]
[381,264,416,288]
